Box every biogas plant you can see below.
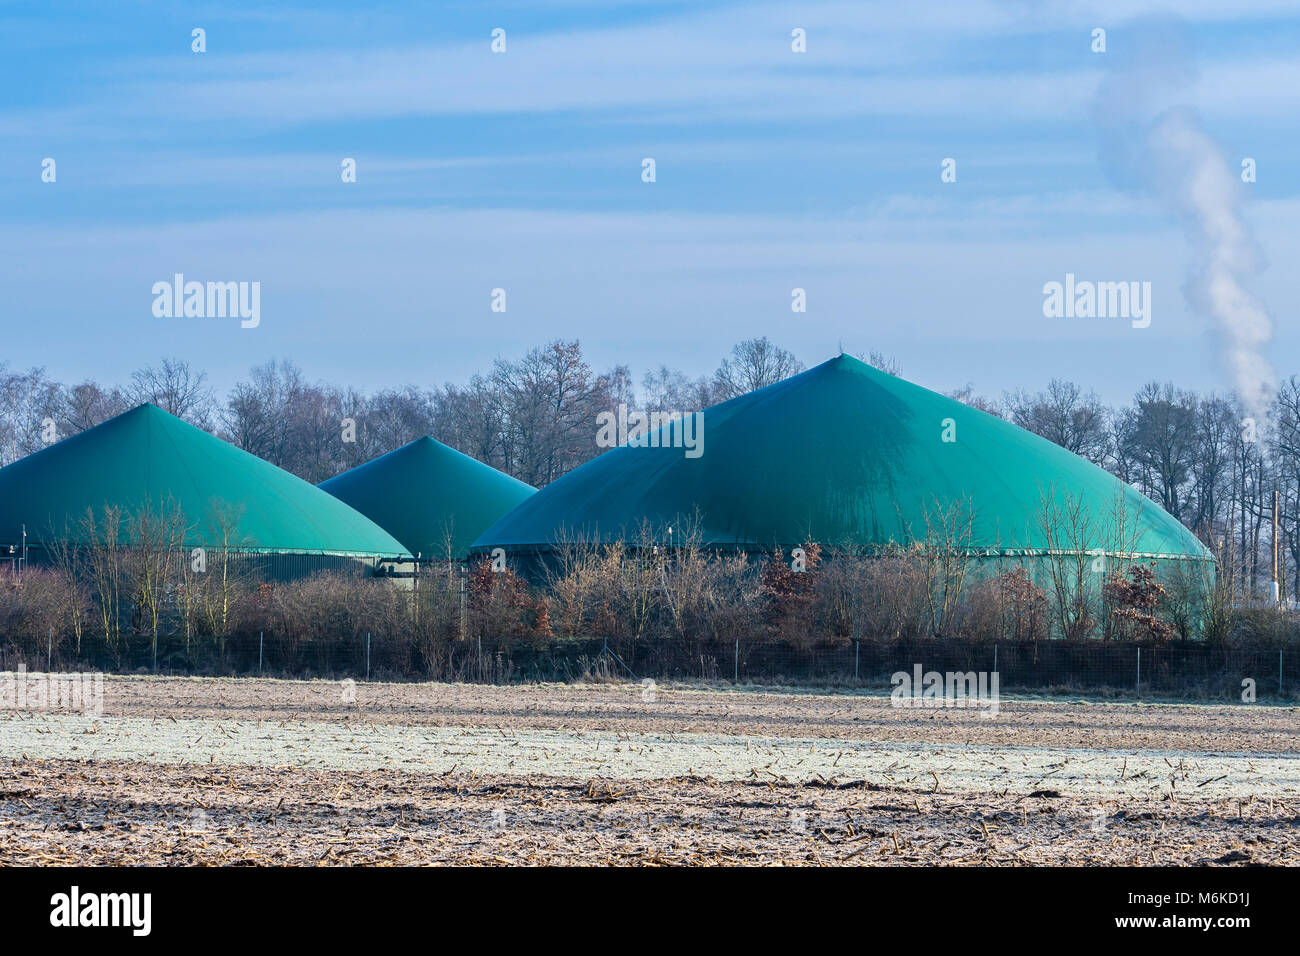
[471,355,1211,584]
[0,355,1210,595]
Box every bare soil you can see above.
[2,760,1295,866]
[1,677,1297,866]
[87,676,1300,753]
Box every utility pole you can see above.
[1273,490,1280,604]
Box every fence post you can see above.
[854,640,859,681]
[478,635,483,682]
[1136,647,1141,696]
[47,628,52,672]
[366,632,371,681]
[1281,649,1285,699]
[734,638,739,683]
[993,644,998,678]
[459,566,467,641]
[259,632,263,675]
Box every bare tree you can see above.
[1036,488,1101,640]
[61,381,129,436]
[641,365,714,411]
[199,502,254,644]
[1005,379,1110,463]
[46,525,91,654]
[83,506,126,649]
[915,498,978,637]
[1116,382,1198,521]
[1186,395,1238,540]
[862,350,901,376]
[129,358,215,428]
[126,499,189,658]
[363,386,438,460]
[946,383,1002,418]
[0,364,61,464]
[222,360,302,462]
[712,337,803,400]
[1273,377,1300,599]
[492,340,607,485]
[433,375,510,471]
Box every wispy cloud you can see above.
[1,0,1297,402]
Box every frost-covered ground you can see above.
[1,711,1296,803]
[1,677,1297,865]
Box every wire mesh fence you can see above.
[1,630,1296,701]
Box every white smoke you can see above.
[1094,22,1276,415]
[1148,108,1276,414]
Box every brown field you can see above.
[1,677,1298,865]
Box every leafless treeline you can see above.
[0,338,803,486]
[2,505,1290,681]
[3,342,1299,600]
[999,378,1300,602]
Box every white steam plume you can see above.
[1149,108,1276,414]
[1094,22,1276,415]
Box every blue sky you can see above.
[1,0,1297,405]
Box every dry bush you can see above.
[0,569,87,659]
[544,522,763,647]
[468,556,546,640]
[815,551,930,642]
[122,499,188,652]
[1163,559,1225,641]
[1228,605,1300,647]
[80,505,126,648]
[655,522,710,638]
[963,566,1049,643]
[45,534,92,654]
[812,555,862,641]
[543,523,669,645]
[914,499,977,637]
[759,542,822,645]
[251,572,403,647]
[1102,564,1175,642]
[670,550,761,644]
[545,533,625,638]
[610,523,669,644]
[405,562,469,674]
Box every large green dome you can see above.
[0,404,410,557]
[319,436,536,561]
[472,354,1211,562]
